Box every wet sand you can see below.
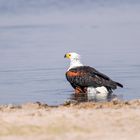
[0,99,140,140]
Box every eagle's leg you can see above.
[83,87,87,93]
[75,87,84,94]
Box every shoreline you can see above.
[1,98,140,110]
[0,99,140,140]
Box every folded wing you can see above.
[66,66,123,90]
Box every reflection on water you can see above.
[70,93,118,103]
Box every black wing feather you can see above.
[67,66,123,89]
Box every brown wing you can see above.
[66,66,123,89]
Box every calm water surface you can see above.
[0,0,140,105]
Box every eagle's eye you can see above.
[69,54,71,57]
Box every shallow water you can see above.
[0,0,140,105]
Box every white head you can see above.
[64,52,83,70]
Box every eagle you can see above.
[64,52,123,98]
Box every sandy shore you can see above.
[0,99,140,140]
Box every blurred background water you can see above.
[0,0,140,105]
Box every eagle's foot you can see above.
[75,87,85,94]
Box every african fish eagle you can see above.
[64,52,123,97]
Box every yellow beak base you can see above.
[64,53,71,59]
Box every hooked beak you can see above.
[64,53,71,59]
[64,54,67,58]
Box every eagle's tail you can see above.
[115,82,123,88]
[107,80,123,89]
